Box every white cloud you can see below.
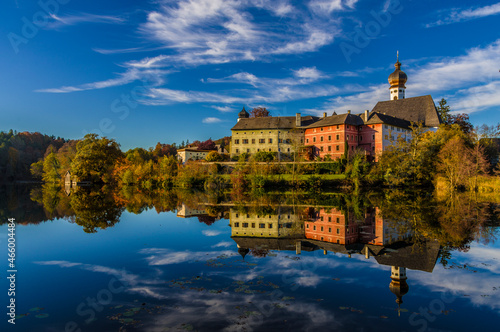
[46,12,125,29]
[211,105,234,113]
[202,229,223,236]
[212,241,233,248]
[140,248,234,265]
[36,68,171,93]
[426,2,500,27]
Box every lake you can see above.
[1,185,499,331]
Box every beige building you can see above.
[229,207,303,238]
[230,108,319,159]
[177,148,213,163]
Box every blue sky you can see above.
[1,0,500,150]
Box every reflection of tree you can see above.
[70,187,124,233]
[197,215,216,225]
[250,248,269,257]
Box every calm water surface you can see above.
[0,185,499,331]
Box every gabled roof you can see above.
[375,240,440,273]
[304,113,365,129]
[371,95,442,127]
[366,112,412,129]
[231,115,319,130]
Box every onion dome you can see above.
[238,107,250,119]
[388,59,407,88]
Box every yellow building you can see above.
[230,108,319,159]
[229,207,303,238]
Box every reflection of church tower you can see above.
[389,266,409,316]
[388,52,407,100]
[237,246,249,259]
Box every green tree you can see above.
[42,152,61,183]
[71,134,123,183]
[206,151,223,162]
[436,98,451,124]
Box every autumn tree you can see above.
[250,107,270,118]
[42,152,61,183]
[71,134,123,183]
[198,138,217,150]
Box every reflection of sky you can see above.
[2,209,499,331]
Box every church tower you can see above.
[388,52,407,100]
[389,266,409,316]
[237,107,250,122]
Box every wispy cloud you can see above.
[46,12,125,29]
[36,68,171,93]
[202,229,223,236]
[306,39,500,115]
[426,2,500,27]
[211,105,235,113]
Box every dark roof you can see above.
[231,115,319,130]
[374,240,440,273]
[238,107,249,118]
[304,113,365,129]
[371,95,442,127]
[366,112,412,129]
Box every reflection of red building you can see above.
[304,207,409,246]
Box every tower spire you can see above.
[388,54,407,100]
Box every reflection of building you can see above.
[176,204,207,218]
[229,207,302,238]
[228,204,440,313]
[304,207,410,246]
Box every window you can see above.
[336,125,339,129]
[320,136,324,142]
[313,225,316,230]
[259,223,265,228]
[329,227,332,233]
[336,228,339,234]
[251,139,255,144]
[243,223,249,228]
[372,135,375,140]
[268,138,273,143]
[347,125,350,129]
[268,223,272,228]
[328,217,332,222]
[279,139,283,143]
[328,146,331,152]
[360,136,363,141]
[236,213,239,218]
[306,138,309,143]
[259,139,265,143]
[251,223,255,228]
[320,128,323,131]
[321,226,324,231]
[336,218,339,223]
[328,135,331,141]
[247,149,250,153]
[336,134,339,140]
[336,145,339,151]
[306,224,309,229]
[242,139,248,144]
[269,148,271,152]
[320,146,324,152]
[236,149,239,153]
[384,125,388,129]
[321,216,324,221]
[313,137,316,142]
[234,139,240,144]
[234,222,239,227]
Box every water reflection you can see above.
[227,205,440,314]
[1,185,499,331]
